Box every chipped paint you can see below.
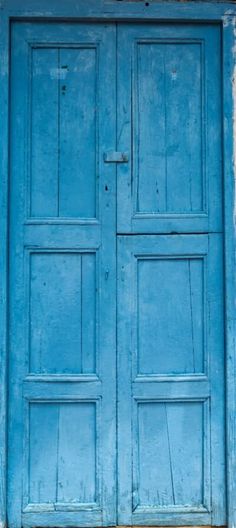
[233,72,236,229]
[33,67,68,80]
[0,8,235,528]
[223,14,233,27]
[49,67,67,80]
[232,18,236,230]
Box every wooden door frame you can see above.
[0,1,236,527]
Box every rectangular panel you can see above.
[29,252,96,375]
[30,46,97,219]
[27,401,97,508]
[135,42,203,214]
[117,24,222,233]
[137,257,204,375]
[135,401,205,510]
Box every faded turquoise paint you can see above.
[8,22,117,528]
[117,235,225,525]
[0,3,235,528]
[117,25,225,526]
[117,24,222,233]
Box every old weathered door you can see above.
[8,22,117,528]
[8,20,225,528]
[117,23,226,527]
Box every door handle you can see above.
[103,151,129,163]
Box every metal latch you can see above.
[103,151,129,163]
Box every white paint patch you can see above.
[49,67,67,80]
[171,70,177,81]
[223,15,232,28]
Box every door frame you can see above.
[0,2,235,527]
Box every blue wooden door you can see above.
[8,22,117,528]
[117,23,226,527]
[8,20,225,528]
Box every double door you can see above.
[8,21,225,527]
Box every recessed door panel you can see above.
[134,42,203,214]
[137,256,204,375]
[117,24,222,233]
[30,46,98,219]
[27,401,97,508]
[29,251,97,375]
[136,400,205,509]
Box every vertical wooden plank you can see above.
[164,402,204,507]
[137,258,203,375]
[8,22,30,528]
[223,17,236,528]
[136,43,166,213]
[30,253,82,374]
[98,23,117,526]
[208,234,226,525]
[117,25,133,233]
[206,24,223,232]
[30,47,59,217]
[29,403,58,504]
[81,253,96,374]
[59,47,97,218]
[163,43,202,213]
[0,11,8,528]
[188,259,204,374]
[136,42,202,214]
[136,402,204,508]
[137,402,174,507]
[57,402,96,504]
[117,236,133,525]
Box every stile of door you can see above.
[8,22,117,528]
[117,23,226,527]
